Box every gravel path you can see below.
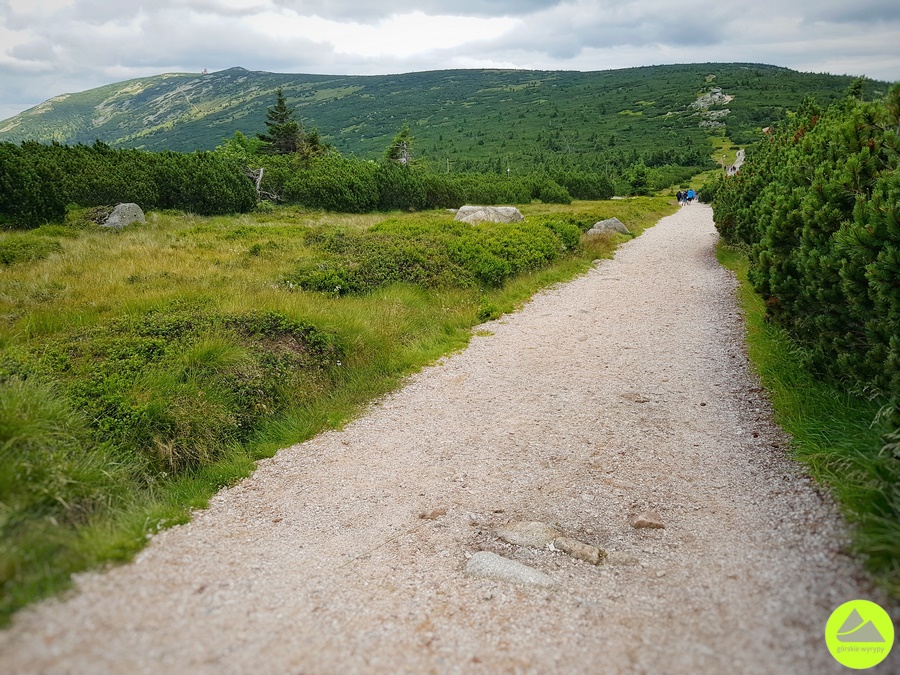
[1,204,893,674]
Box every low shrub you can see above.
[538,219,582,250]
[0,235,62,266]
[287,217,573,293]
[2,304,343,474]
[0,378,120,528]
[533,178,573,204]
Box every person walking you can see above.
[676,190,684,206]
[687,188,695,204]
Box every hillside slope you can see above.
[0,64,871,170]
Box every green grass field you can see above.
[0,197,675,625]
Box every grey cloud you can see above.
[468,1,728,61]
[799,0,900,24]
[9,39,57,64]
[4,0,564,26]
[275,0,563,20]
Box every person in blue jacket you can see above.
[686,188,695,204]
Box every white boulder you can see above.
[454,205,524,225]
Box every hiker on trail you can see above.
[676,190,684,206]
[687,188,695,204]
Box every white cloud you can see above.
[243,10,520,58]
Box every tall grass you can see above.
[0,197,673,624]
[717,243,899,599]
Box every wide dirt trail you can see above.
[1,205,889,674]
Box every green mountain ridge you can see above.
[0,64,877,170]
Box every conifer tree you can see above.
[385,125,413,165]
[257,87,304,155]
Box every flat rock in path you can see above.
[606,551,640,566]
[587,217,630,236]
[465,551,558,588]
[495,521,561,548]
[552,537,606,565]
[101,203,145,229]
[454,205,524,225]
[631,511,665,529]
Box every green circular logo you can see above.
[825,600,895,669]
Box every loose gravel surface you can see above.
[2,204,895,674]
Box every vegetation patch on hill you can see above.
[0,64,875,173]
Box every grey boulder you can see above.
[587,217,630,236]
[454,205,524,225]
[102,203,146,229]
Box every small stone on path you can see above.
[420,508,447,520]
[495,521,561,548]
[606,551,640,566]
[465,551,558,588]
[631,511,665,529]
[551,537,606,565]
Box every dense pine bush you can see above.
[3,139,633,227]
[708,85,900,535]
[0,144,66,227]
[709,89,899,400]
[531,176,573,204]
[0,142,257,228]
[374,163,427,211]
[551,170,615,200]
[708,89,900,593]
[281,155,379,212]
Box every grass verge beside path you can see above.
[0,197,674,625]
[717,243,899,600]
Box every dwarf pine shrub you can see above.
[709,88,900,401]
[287,218,571,294]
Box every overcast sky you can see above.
[1,0,899,121]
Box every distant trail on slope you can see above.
[1,204,893,674]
